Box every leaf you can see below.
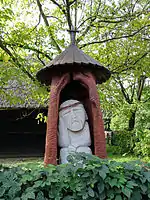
[140,184,147,193]
[106,189,116,199]
[22,192,35,200]
[21,174,33,183]
[101,165,109,174]
[97,182,104,194]
[118,176,126,184]
[109,178,118,187]
[36,191,45,200]
[122,187,132,198]
[98,191,106,200]
[99,171,106,180]
[144,172,150,182]
[127,181,138,188]
[62,196,74,200]
[130,190,142,200]
[8,186,21,198]
[33,180,44,188]
[82,172,90,178]
[0,187,5,197]
[115,195,122,200]
[88,187,95,197]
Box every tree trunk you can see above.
[128,110,136,131]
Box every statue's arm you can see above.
[58,118,70,147]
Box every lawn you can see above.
[108,153,150,163]
[0,154,149,167]
[0,157,44,167]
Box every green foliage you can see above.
[109,84,150,132]
[0,153,150,200]
[107,128,150,157]
[110,131,136,155]
[135,98,150,131]
[134,129,150,157]
[36,113,47,123]
[0,0,149,111]
[110,111,129,131]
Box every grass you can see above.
[0,153,149,167]
[0,157,44,167]
[0,144,149,166]
[108,153,150,163]
[106,144,150,163]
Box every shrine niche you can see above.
[36,37,111,165]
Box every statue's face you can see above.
[59,101,86,132]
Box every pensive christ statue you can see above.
[58,99,92,163]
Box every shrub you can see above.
[106,144,120,155]
[0,153,150,200]
[111,131,136,155]
[109,129,150,157]
[134,129,150,157]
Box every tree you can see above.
[0,0,149,129]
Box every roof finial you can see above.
[67,26,79,45]
[71,26,76,45]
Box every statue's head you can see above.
[59,100,88,132]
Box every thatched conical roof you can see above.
[36,44,111,85]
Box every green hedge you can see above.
[109,129,150,157]
[0,153,150,200]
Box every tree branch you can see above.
[78,9,147,29]
[133,52,148,66]
[0,39,36,82]
[66,0,73,30]
[78,17,126,30]
[77,0,87,25]
[5,42,52,60]
[137,75,146,101]
[80,25,150,48]
[46,15,63,23]
[50,0,66,14]
[112,52,148,74]
[49,0,73,37]
[131,0,140,13]
[36,0,61,53]
[130,81,136,102]
[31,14,41,32]
[49,0,73,31]
[143,97,150,103]
[37,54,46,66]
[77,1,101,44]
[115,76,132,104]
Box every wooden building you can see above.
[0,81,47,158]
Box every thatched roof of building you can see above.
[0,79,48,109]
[36,44,111,85]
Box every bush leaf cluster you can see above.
[110,129,150,157]
[0,153,150,200]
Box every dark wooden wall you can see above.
[0,108,47,158]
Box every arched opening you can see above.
[59,80,88,104]
[59,80,94,153]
